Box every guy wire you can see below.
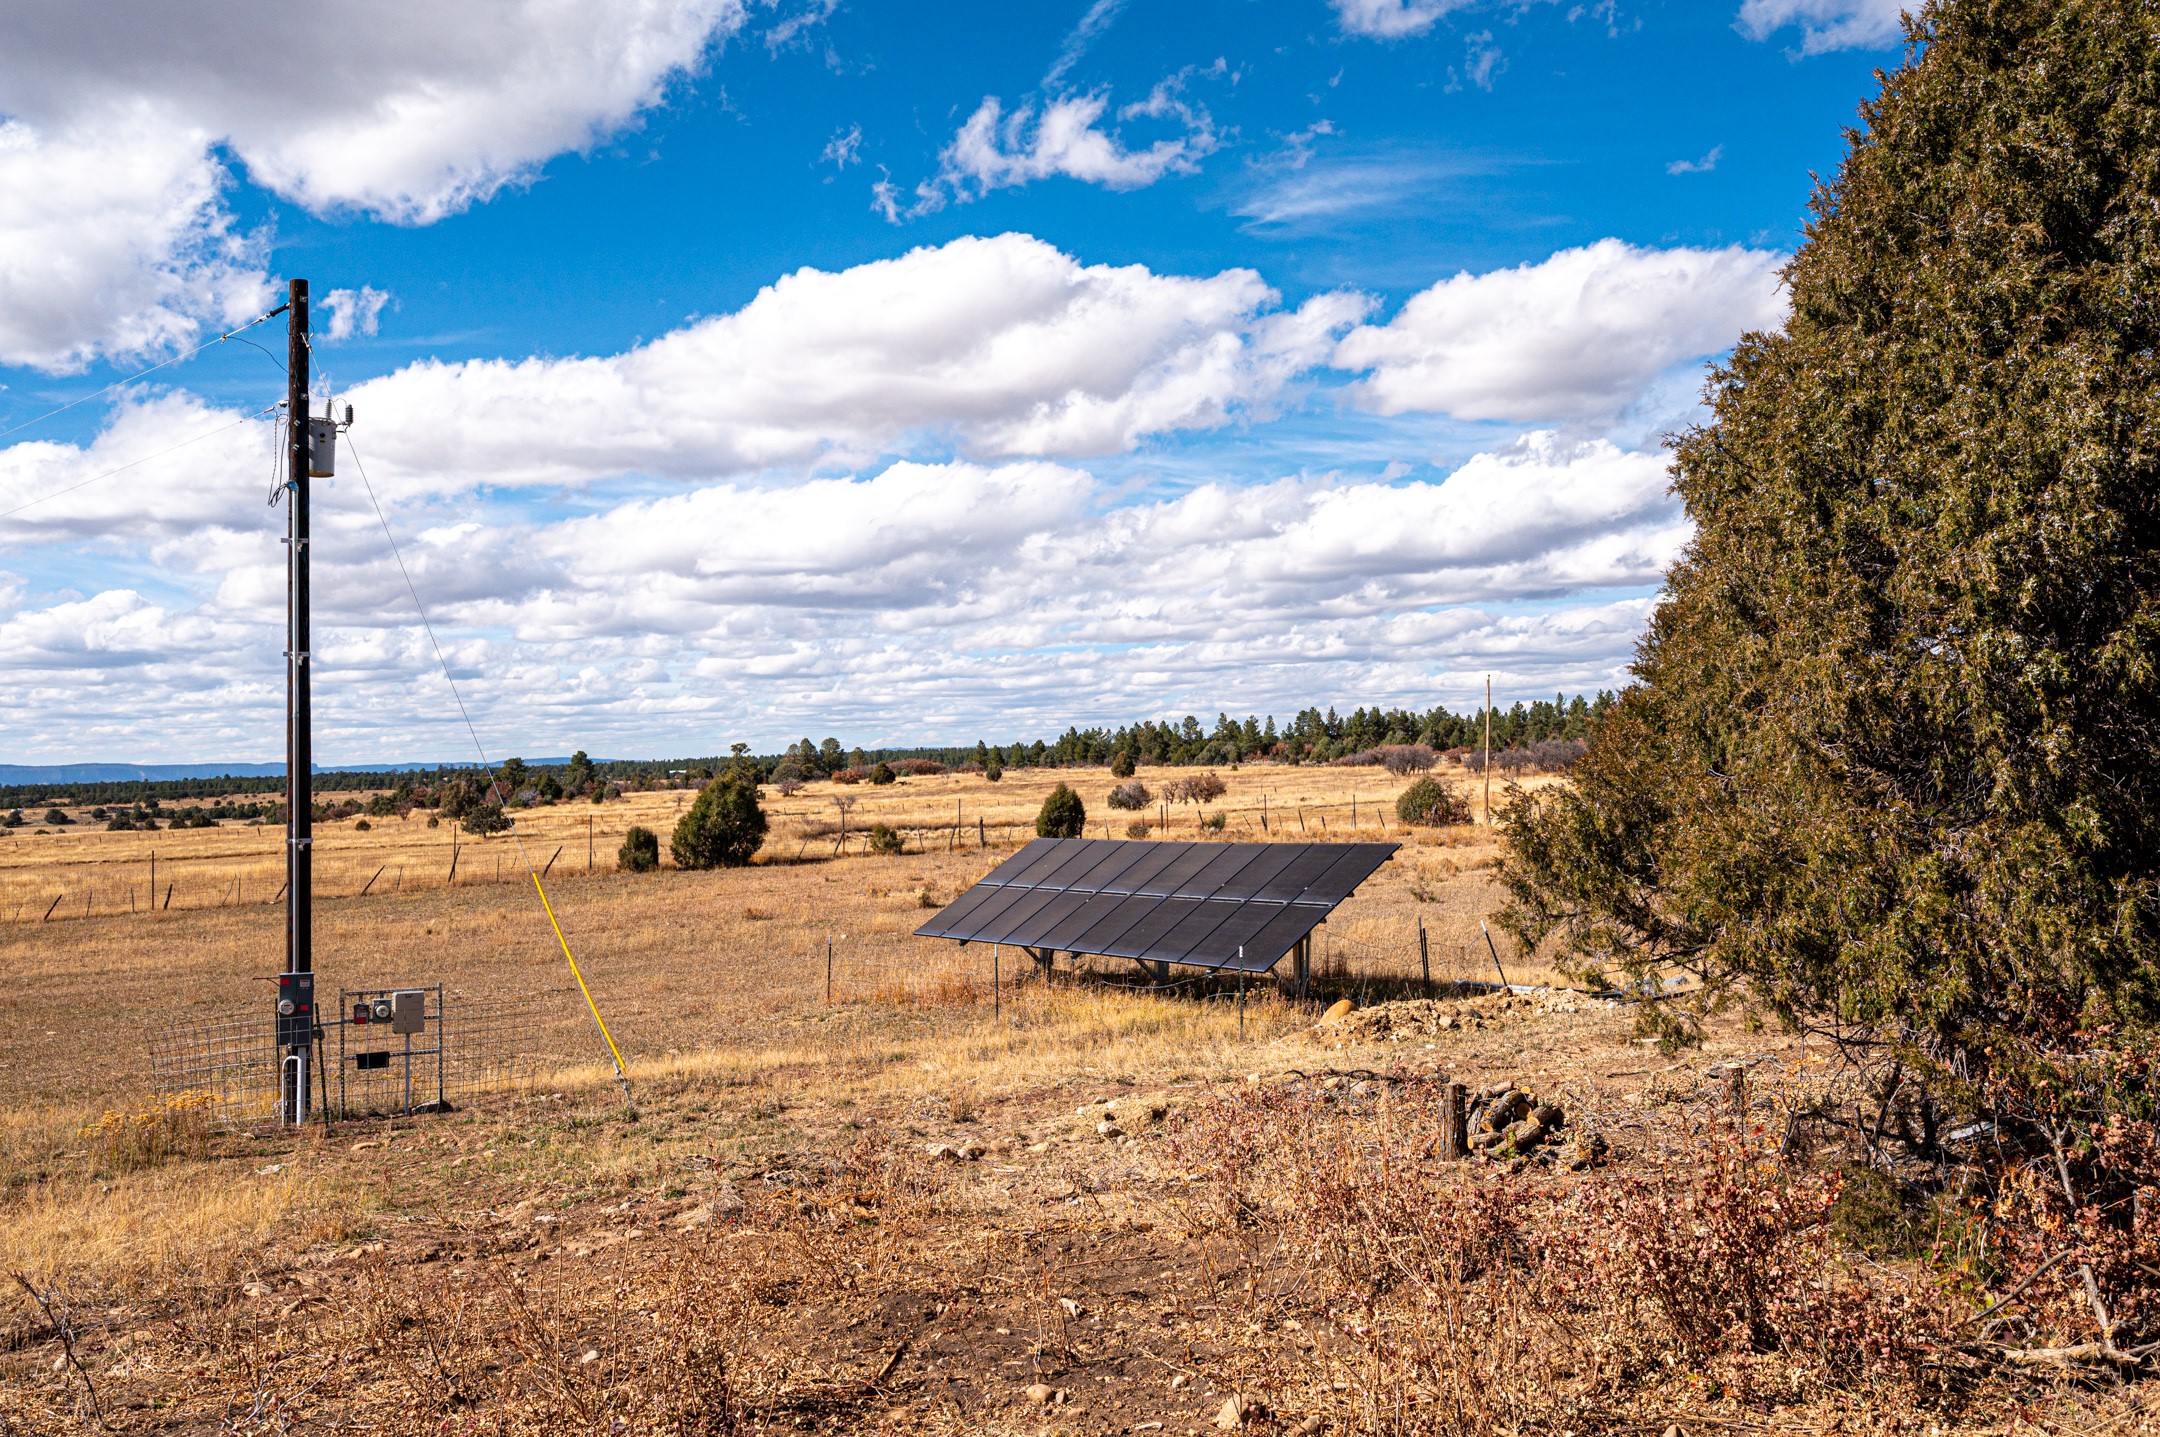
[341,429,635,1107]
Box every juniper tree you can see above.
[1502,0,2160,1077]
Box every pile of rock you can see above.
[1319,991,1597,1044]
[1075,1090,1177,1141]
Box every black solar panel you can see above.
[1096,842,1188,895]
[916,838,1398,975]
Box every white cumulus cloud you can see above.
[0,109,271,371]
[1332,239,1787,424]
[322,287,393,343]
[1736,0,1910,54]
[0,0,745,368]
[346,233,1369,491]
[1331,0,1464,39]
[924,88,1218,209]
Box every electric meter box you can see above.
[390,989,426,1035]
[275,970,316,1048]
[307,418,336,477]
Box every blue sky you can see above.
[0,0,1910,763]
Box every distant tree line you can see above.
[3,693,1615,813]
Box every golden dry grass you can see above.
[13,762,2113,1432]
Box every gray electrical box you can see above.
[275,970,316,1048]
[307,418,336,477]
[390,989,426,1035]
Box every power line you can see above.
[0,307,286,444]
[0,407,274,522]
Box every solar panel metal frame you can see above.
[917,838,1398,974]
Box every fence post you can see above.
[1237,949,1246,1040]
[826,937,833,1005]
[1419,917,1430,996]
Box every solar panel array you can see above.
[915,838,1397,974]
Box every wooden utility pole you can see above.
[1483,674,1493,825]
[281,277,314,1127]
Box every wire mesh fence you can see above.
[148,987,554,1127]
[147,1013,284,1128]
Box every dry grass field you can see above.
[0,764,2144,1434]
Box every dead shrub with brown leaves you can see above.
[1167,1079,1963,1434]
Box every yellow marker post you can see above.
[531,872,632,1102]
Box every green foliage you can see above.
[565,749,595,794]
[42,807,68,826]
[1396,776,1471,827]
[1109,749,1137,779]
[1500,4,2160,1077]
[618,825,660,873]
[670,775,768,870]
[871,761,896,786]
[1036,782,1085,838]
[867,822,905,855]
[984,760,1003,782]
[461,802,511,836]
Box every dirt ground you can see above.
[0,766,2149,1434]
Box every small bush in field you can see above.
[86,1092,214,1173]
[867,822,905,855]
[1036,783,1085,838]
[871,761,897,785]
[619,826,660,872]
[1125,819,1150,838]
[1397,776,1472,826]
[984,760,1003,782]
[1165,771,1227,804]
[1199,811,1226,833]
[1107,780,1151,810]
[671,775,767,869]
[892,757,946,776]
[774,777,804,797]
[1110,749,1137,779]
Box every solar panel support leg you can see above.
[1293,936,1311,1002]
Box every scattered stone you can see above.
[674,1203,716,1230]
[1170,1374,1190,1390]
[1319,998,1356,1024]
[1095,1120,1124,1139]
[1289,1419,1324,1436]
[1025,1383,1055,1405]
[579,1350,599,1365]
[1216,1393,1267,1428]
[241,1282,273,1299]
